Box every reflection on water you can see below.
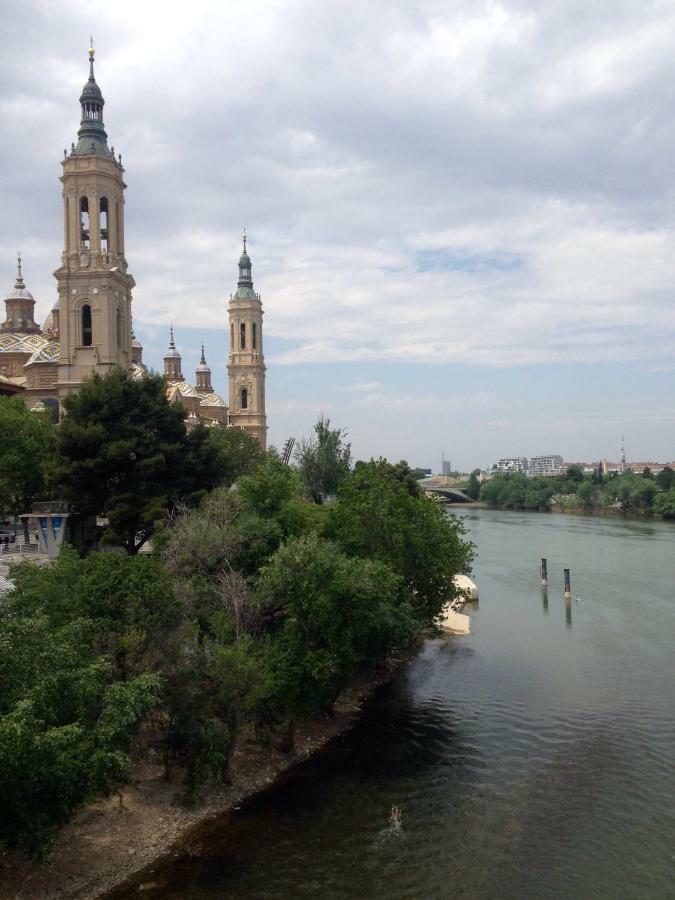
[118,510,675,900]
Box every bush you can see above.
[654,490,675,520]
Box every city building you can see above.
[0,46,267,447]
[528,454,564,476]
[491,457,529,474]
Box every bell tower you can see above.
[227,233,267,448]
[56,43,135,398]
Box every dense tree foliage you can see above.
[602,473,657,514]
[653,490,675,519]
[657,466,674,491]
[0,550,169,857]
[326,459,473,622]
[480,473,555,511]
[205,425,265,487]
[466,469,481,500]
[52,370,231,553]
[294,414,351,502]
[1,392,474,858]
[256,534,414,716]
[0,397,54,539]
[480,468,675,517]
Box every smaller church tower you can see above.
[163,326,183,381]
[2,255,40,334]
[195,344,213,393]
[227,234,267,448]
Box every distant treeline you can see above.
[476,466,675,517]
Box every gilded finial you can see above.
[243,228,247,253]
[88,37,95,80]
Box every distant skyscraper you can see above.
[441,451,452,476]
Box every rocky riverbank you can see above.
[0,657,413,900]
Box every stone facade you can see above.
[0,47,267,444]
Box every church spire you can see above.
[195,343,213,393]
[73,41,111,157]
[2,253,40,334]
[163,324,183,381]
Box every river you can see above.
[126,509,675,899]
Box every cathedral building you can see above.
[0,46,267,449]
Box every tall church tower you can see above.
[227,234,267,448]
[55,44,135,399]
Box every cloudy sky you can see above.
[2,0,675,469]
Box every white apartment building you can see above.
[528,454,564,476]
[491,457,529,474]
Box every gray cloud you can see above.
[1,0,674,464]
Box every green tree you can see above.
[326,459,473,623]
[206,425,264,487]
[256,534,413,718]
[577,480,596,511]
[642,467,653,480]
[294,414,351,503]
[0,397,54,541]
[657,466,674,491]
[0,551,170,857]
[565,465,584,487]
[466,469,481,500]
[481,474,554,511]
[654,490,675,519]
[52,369,217,553]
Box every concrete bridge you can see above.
[422,486,473,503]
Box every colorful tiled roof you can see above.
[198,391,227,407]
[0,333,50,354]
[24,341,60,365]
[166,380,198,400]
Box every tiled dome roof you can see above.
[24,340,59,365]
[0,333,50,354]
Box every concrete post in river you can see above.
[540,558,548,586]
[563,568,572,599]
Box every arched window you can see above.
[82,304,92,346]
[100,198,109,252]
[115,202,121,252]
[80,197,90,248]
[252,323,257,350]
[241,388,248,409]
[240,322,246,349]
[116,308,122,348]
[230,323,234,350]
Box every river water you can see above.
[129,509,675,899]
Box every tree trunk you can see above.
[278,718,295,754]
